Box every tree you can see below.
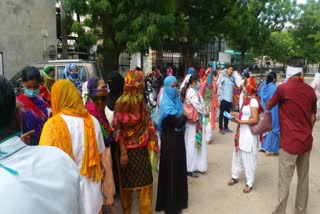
[291,0,320,63]
[262,31,296,64]
[223,0,297,69]
[171,0,236,70]
[65,0,177,76]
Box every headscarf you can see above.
[39,80,102,182]
[235,77,262,152]
[242,69,250,78]
[187,67,195,74]
[180,67,195,90]
[86,77,110,139]
[42,66,54,79]
[64,63,82,92]
[198,68,206,79]
[106,72,124,111]
[314,73,320,82]
[285,65,303,81]
[158,76,183,134]
[86,89,112,147]
[245,77,258,96]
[113,70,158,151]
[87,77,108,98]
[41,66,55,91]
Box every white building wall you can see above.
[0,0,57,79]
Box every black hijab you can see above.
[106,71,124,111]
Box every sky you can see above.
[296,0,307,4]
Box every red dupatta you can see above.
[234,95,263,152]
[17,94,47,121]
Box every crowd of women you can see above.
[13,62,287,214]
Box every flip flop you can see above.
[227,178,239,186]
[187,172,199,178]
[243,185,253,193]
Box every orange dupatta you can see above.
[39,80,102,182]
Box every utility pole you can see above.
[60,0,68,59]
[0,51,4,76]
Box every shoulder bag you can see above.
[249,103,272,135]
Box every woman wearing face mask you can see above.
[85,77,116,213]
[16,66,48,145]
[183,73,208,178]
[113,70,159,214]
[64,63,82,92]
[156,76,188,214]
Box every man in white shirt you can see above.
[0,76,82,214]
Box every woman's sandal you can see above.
[242,185,253,193]
[227,178,239,186]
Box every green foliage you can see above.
[223,0,296,68]
[65,0,178,73]
[263,31,296,64]
[174,0,236,47]
[71,22,98,52]
[291,0,320,63]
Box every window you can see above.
[56,65,87,83]
[57,66,65,80]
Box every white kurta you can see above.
[61,115,105,214]
[184,88,208,173]
[0,136,82,214]
[105,106,114,128]
[231,98,259,187]
[311,74,320,118]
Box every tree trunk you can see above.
[100,16,121,78]
[181,43,195,76]
[239,39,247,71]
[101,48,120,78]
[60,0,68,59]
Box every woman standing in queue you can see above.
[113,70,158,214]
[39,80,110,213]
[260,72,280,156]
[85,77,116,213]
[156,76,188,214]
[183,73,208,178]
[16,66,48,145]
[228,77,262,193]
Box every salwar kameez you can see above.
[119,146,153,214]
[113,70,158,214]
[184,87,208,173]
[231,98,259,188]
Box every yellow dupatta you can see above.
[39,80,102,182]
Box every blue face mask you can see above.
[70,72,79,79]
[166,86,177,99]
[24,87,39,98]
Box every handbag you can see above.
[249,109,272,134]
[183,102,199,123]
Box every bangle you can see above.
[120,152,127,155]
